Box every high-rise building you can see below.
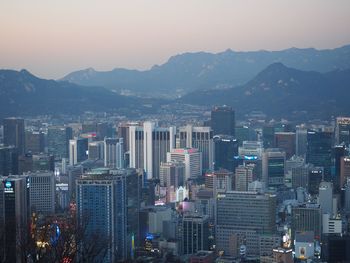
[308,167,324,195]
[0,146,18,176]
[296,126,308,157]
[167,148,202,181]
[179,125,214,171]
[129,122,176,179]
[291,164,312,189]
[274,132,296,159]
[211,105,235,136]
[319,181,333,216]
[0,176,30,263]
[159,162,185,188]
[306,130,332,180]
[104,138,124,168]
[262,149,286,188]
[28,172,55,215]
[333,145,348,192]
[88,141,104,160]
[47,126,73,160]
[292,204,321,241]
[3,117,25,155]
[118,122,141,153]
[181,215,210,255]
[76,168,142,262]
[216,191,276,256]
[214,135,238,171]
[25,130,45,154]
[235,164,255,191]
[205,169,233,195]
[335,117,350,145]
[238,141,264,159]
[262,125,275,149]
[82,122,112,140]
[69,138,88,166]
[340,156,350,189]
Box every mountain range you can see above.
[180,63,350,119]
[62,45,350,98]
[0,69,156,118]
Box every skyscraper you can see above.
[69,138,88,166]
[262,148,286,188]
[76,168,142,262]
[159,162,185,188]
[211,105,235,136]
[104,138,124,168]
[296,126,308,157]
[0,146,18,176]
[88,141,104,160]
[0,176,30,263]
[28,172,55,215]
[47,126,73,160]
[274,132,296,159]
[129,122,176,179]
[235,164,255,191]
[306,130,332,180]
[25,130,45,154]
[167,148,202,181]
[3,117,25,155]
[335,117,350,145]
[216,191,276,256]
[291,204,322,240]
[214,135,238,171]
[179,125,214,171]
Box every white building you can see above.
[167,148,202,181]
[104,138,124,168]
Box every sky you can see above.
[0,0,350,79]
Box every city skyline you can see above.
[1,0,350,78]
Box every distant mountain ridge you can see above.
[180,63,350,119]
[0,69,150,118]
[62,45,350,97]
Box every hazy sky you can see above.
[1,0,350,79]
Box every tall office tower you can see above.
[3,117,25,155]
[296,126,308,157]
[28,172,55,215]
[118,122,141,153]
[167,148,202,181]
[69,138,88,166]
[205,169,234,195]
[238,141,264,159]
[262,125,275,148]
[213,135,238,171]
[82,122,112,140]
[333,145,348,192]
[159,162,185,188]
[0,146,19,176]
[285,155,304,174]
[32,154,55,172]
[291,164,312,189]
[181,215,210,255]
[0,176,30,263]
[129,122,176,179]
[345,178,350,213]
[235,126,252,146]
[340,156,350,189]
[306,130,333,180]
[291,204,322,240]
[216,191,276,256]
[211,105,235,136]
[319,181,333,216]
[235,164,254,191]
[25,130,45,154]
[335,117,350,145]
[76,168,142,262]
[274,132,296,159]
[88,141,104,160]
[308,167,324,195]
[179,125,214,171]
[104,138,124,168]
[262,148,286,188]
[47,126,73,160]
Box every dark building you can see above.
[308,167,324,196]
[274,132,296,159]
[47,126,73,160]
[214,135,238,171]
[263,125,275,148]
[211,106,235,136]
[25,130,45,154]
[82,122,112,140]
[321,234,350,262]
[3,117,25,155]
[333,145,348,193]
[306,130,333,180]
[0,146,19,176]
[18,153,33,174]
[0,176,30,263]
[335,117,350,145]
